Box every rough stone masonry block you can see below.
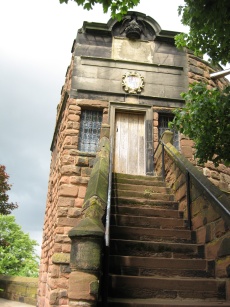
[59,185,79,197]
[68,271,99,301]
[61,165,81,176]
[52,253,70,264]
[69,217,104,271]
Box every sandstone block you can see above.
[76,156,89,166]
[64,129,79,136]
[68,207,82,217]
[75,198,84,208]
[57,207,68,217]
[68,271,99,300]
[57,217,79,227]
[71,136,79,146]
[56,227,65,234]
[53,243,62,253]
[62,155,75,165]
[68,114,80,121]
[59,185,79,197]
[62,244,71,253]
[60,165,81,176]
[79,186,87,199]
[49,265,59,278]
[55,235,71,244]
[81,167,92,177]
[52,253,70,264]
[70,176,89,184]
[69,105,81,111]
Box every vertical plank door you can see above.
[114,112,145,175]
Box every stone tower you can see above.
[37,11,230,307]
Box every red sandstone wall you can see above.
[37,45,109,306]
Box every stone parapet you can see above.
[0,275,38,306]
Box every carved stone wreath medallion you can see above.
[122,71,144,94]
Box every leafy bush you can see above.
[170,82,230,166]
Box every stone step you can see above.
[110,214,186,229]
[113,183,170,193]
[104,297,230,306]
[110,226,194,243]
[113,173,163,183]
[112,189,174,201]
[112,190,174,201]
[112,184,171,194]
[111,205,182,218]
[112,197,179,209]
[110,239,204,258]
[109,256,215,278]
[109,275,226,300]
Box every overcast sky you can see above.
[0,0,187,255]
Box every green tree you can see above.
[0,165,18,215]
[170,82,230,167]
[59,0,140,20]
[0,215,39,277]
[175,0,230,65]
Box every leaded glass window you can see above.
[158,114,179,149]
[78,110,103,153]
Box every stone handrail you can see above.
[68,136,110,306]
[154,131,230,285]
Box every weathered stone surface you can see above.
[69,217,104,238]
[112,37,154,63]
[0,276,38,306]
[71,238,103,271]
[59,185,79,197]
[216,256,230,278]
[68,271,98,300]
[61,165,81,176]
[76,156,89,166]
[52,253,70,264]
[57,197,75,208]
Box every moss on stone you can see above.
[83,198,105,222]
[52,253,70,264]
[69,217,104,238]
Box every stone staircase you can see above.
[103,173,229,307]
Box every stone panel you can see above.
[112,37,155,63]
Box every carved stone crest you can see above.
[119,13,148,40]
[122,72,144,94]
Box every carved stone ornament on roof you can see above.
[120,14,147,40]
[122,71,144,94]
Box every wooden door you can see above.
[114,112,145,175]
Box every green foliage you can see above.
[175,0,230,64]
[170,82,230,167]
[59,0,140,20]
[0,165,18,215]
[0,215,39,277]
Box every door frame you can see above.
[109,102,154,176]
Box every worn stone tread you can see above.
[105,297,230,306]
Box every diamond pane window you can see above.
[158,114,179,149]
[78,110,103,153]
